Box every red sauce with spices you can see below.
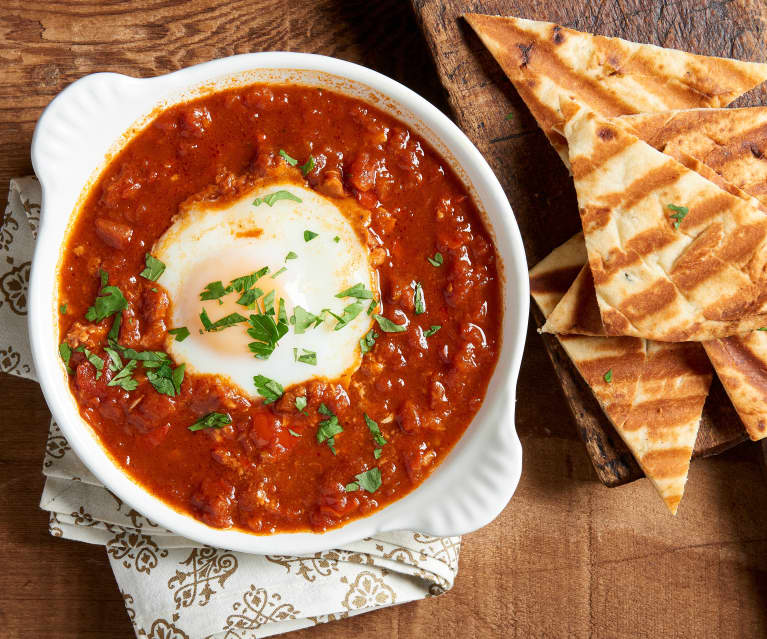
[58,84,502,533]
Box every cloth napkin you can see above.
[2,178,461,639]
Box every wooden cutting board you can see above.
[410,0,767,486]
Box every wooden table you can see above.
[1,1,766,637]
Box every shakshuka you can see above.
[57,83,502,533]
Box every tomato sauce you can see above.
[58,84,502,533]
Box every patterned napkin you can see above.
[3,178,461,639]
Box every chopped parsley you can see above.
[354,468,382,493]
[279,149,298,166]
[413,282,425,315]
[505,112,514,121]
[334,302,364,330]
[200,280,229,302]
[292,306,319,334]
[262,290,276,314]
[107,359,139,391]
[119,348,169,366]
[189,412,232,432]
[285,251,298,261]
[59,343,72,373]
[336,283,374,300]
[230,268,269,293]
[374,448,383,459]
[253,191,302,207]
[236,287,264,307]
[759,327,767,331]
[104,346,123,371]
[59,304,67,315]
[169,327,190,342]
[146,361,185,396]
[360,328,378,354]
[139,253,166,281]
[333,236,340,243]
[293,348,317,365]
[427,252,443,267]
[288,429,301,437]
[374,314,406,333]
[200,310,247,332]
[253,374,284,404]
[295,396,307,412]
[316,404,343,454]
[423,325,441,337]
[604,369,613,383]
[272,266,287,278]
[345,482,359,492]
[667,203,689,229]
[299,155,315,176]
[247,311,289,359]
[304,230,319,242]
[85,271,127,322]
[108,314,122,345]
[366,299,379,316]
[75,346,104,379]
[364,413,387,447]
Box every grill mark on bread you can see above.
[529,264,583,297]
[640,447,694,479]
[618,279,678,322]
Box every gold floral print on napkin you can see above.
[3,178,461,639]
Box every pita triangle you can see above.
[560,100,767,342]
[530,237,711,513]
[465,14,767,164]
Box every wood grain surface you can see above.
[412,0,765,486]
[1,1,766,638]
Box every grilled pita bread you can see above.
[620,107,767,208]
[704,334,767,441]
[530,236,712,512]
[561,101,767,341]
[465,14,767,164]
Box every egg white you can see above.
[154,182,376,398]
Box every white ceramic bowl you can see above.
[30,53,527,554]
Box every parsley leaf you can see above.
[272,266,287,278]
[236,288,264,307]
[189,412,232,432]
[140,253,166,281]
[146,360,185,396]
[85,273,127,322]
[413,282,425,315]
[293,348,317,365]
[100,269,108,288]
[108,314,122,345]
[288,429,301,437]
[364,413,387,447]
[107,359,138,391]
[355,468,382,493]
[667,203,689,229]
[604,369,613,383]
[119,348,169,366]
[292,306,319,334]
[285,251,298,261]
[336,283,374,299]
[423,325,441,337]
[366,299,379,316]
[247,312,288,359]
[59,304,67,315]
[427,252,443,267]
[334,302,364,330]
[202,311,247,332]
[169,327,190,342]
[230,268,269,293]
[505,112,514,121]
[360,329,378,354]
[374,448,383,459]
[300,155,315,175]
[333,236,340,243]
[59,343,72,373]
[316,406,343,454]
[279,149,298,166]
[374,314,406,333]
[253,374,284,404]
[304,230,318,242]
[253,191,302,207]
[104,346,123,371]
[75,346,104,379]
[200,281,230,302]
[262,290,276,314]
[295,396,307,412]
[345,482,359,492]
